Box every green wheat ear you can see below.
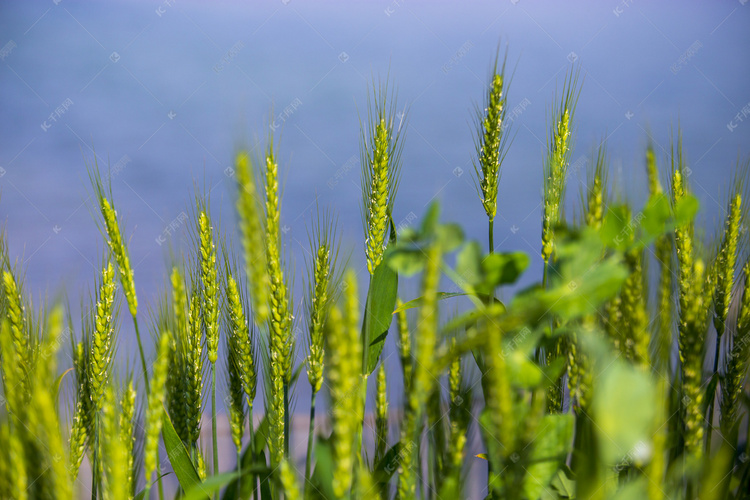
[361,79,404,274]
[119,378,137,497]
[235,150,270,324]
[721,257,750,431]
[101,384,128,500]
[90,169,138,318]
[474,48,510,222]
[374,361,388,461]
[542,67,581,265]
[89,261,118,410]
[304,207,341,396]
[326,269,362,500]
[197,207,220,364]
[143,330,172,485]
[2,270,30,371]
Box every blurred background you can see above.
[1,0,749,493]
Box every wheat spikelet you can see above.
[396,298,412,391]
[326,270,362,499]
[120,379,136,496]
[721,258,750,431]
[89,262,117,410]
[235,151,270,324]
[3,419,27,500]
[542,69,580,264]
[185,290,204,444]
[474,52,508,222]
[226,273,256,409]
[279,459,302,500]
[375,361,388,461]
[198,209,220,364]
[167,266,189,442]
[144,330,172,482]
[713,192,742,338]
[101,385,128,500]
[305,243,331,395]
[96,190,138,318]
[361,83,403,274]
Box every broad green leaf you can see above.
[310,437,335,500]
[673,194,699,227]
[435,223,464,251]
[550,468,576,498]
[600,204,632,250]
[456,240,483,286]
[640,193,671,239]
[374,442,404,483]
[592,361,656,465]
[523,414,575,500]
[362,258,399,374]
[134,474,171,500]
[475,251,530,295]
[162,410,202,494]
[386,248,425,276]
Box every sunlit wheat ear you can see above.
[263,144,293,380]
[446,340,467,494]
[119,378,137,497]
[89,261,118,410]
[361,79,404,274]
[90,169,138,318]
[670,134,695,336]
[225,336,245,453]
[326,270,362,500]
[396,298,412,390]
[621,246,650,367]
[143,330,172,484]
[2,270,29,371]
[197,207,220,364]
[542,68,581,265]
[721,257,750,431]
[262,141,292,465]
[473,49,510,223]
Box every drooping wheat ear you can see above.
[361,81,404,275]
[2,270,30,371]
[89,261,117,410]
[713,191,742,338]
[235,151,270,324]
[375,361,388,461]
[120,378,136,496]
[399,242,442,500]
[542,69,580,265]
[396,298,412,391]
[474,51,509,222]
[679,259,708,459]
[721,258,750,431]
[144,330,172,484]
[98,198,138,318]
[279,459,302,500]
[226,273,257,410]
[326,270,362,500]
[198,209,220,364]
[185,289,204,444]
[101,385,128,500]
[621,248,650,367]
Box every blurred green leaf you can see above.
[592,361,656,465]
[523,414,575,499]
[392,292,468,314]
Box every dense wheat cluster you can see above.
[1,51,749,500]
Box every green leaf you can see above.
[386,248,425,276]
[600,204,632,250]
[550,468,576,498]
[456,240,483,286]
[162,410,202,494]
[592,361,656,464]
[310,437,335,500]
[673,193,699,227]
[134,474,171,500]
[523,414,575,500]
[362,258,399,374]
[435,223,464,251]
[475,251,530,295]
[374,442,404,484]
[392,292,468,314]
[182,473,240,500]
